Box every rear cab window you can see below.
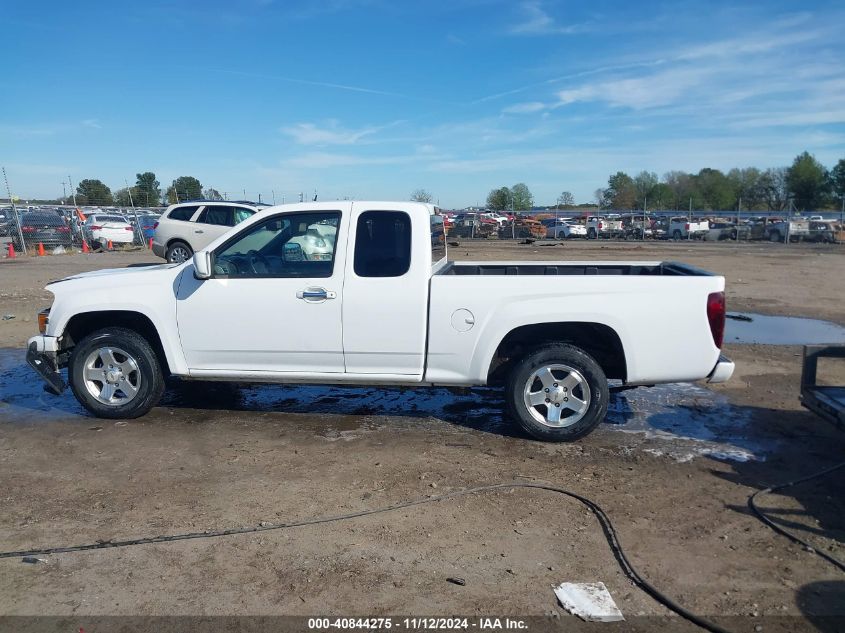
[354,211,411,277]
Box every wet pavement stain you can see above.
[0,348,772,461]
[726,312,845,345]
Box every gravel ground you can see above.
[1,240,844,631]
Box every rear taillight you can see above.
[685,223,690,231]
[22,226,35,233]
[90,225,103,230]
[125,226,133,231]
[707,291,726,349]
[57,227,70,233]
[598,222,603,229]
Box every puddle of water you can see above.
[726,312,845,345]
[0,349,771,461]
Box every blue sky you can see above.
[2,0,844,207]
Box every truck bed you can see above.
[438,261,712,277]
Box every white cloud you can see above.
[509,1,589,35]
[280,120,387,146]
[503,102,547,114]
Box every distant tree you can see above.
[202,187,224,201]
[593,188,605,208]
[76,179,113,206]
[557,191,575,207]
[650,183,674,210]
[694,168,735,210]
[486,186,511,210]
[604,172,636,209]
[410,188,433,203]
[633,171,658,210]
[727,167,763,210]
[832,158,845,207]
[759,167,789,212]
[786,151,830,211]
[510,183,533,211]
[114,187,134,207]
[135,172,161,206]
[166,176,203,204]
[663,170,695,210]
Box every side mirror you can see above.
[193,251,212,279]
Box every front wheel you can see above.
[505,344,609,442]
[68,327,165,419]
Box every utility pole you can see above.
[642,194,647,241]
[69,176,77,207]
[61,181,67,203]
[271,190,276,205]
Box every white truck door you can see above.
[341,203,429,377]
[176,204,350,373]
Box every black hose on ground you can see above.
[748,460,845,573]
[0,482,731,633]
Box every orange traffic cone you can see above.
[37,242,45,256]
[107,240,114,250]
[81,240,89,253]
[148,237,154,250]
[6,243,15,258]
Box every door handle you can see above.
[296,287,337,301]
[194,229,204,234]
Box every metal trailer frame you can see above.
[800,345,845,430]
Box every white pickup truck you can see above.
[26,202,734,442]
[669,217,710,240]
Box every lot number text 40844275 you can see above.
[307,617,528,630]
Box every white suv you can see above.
[152,201,264,263]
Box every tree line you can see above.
[599,152,844,212]
[69,173,218,207]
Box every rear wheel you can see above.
[505,344,609,442]
[166,241,192,263]
[69,327,164,419]
[587,228,597,239]
[672,230,682,240]
[769,231,781,243]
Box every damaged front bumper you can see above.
[707,354,735,383]
[26,335,66,395]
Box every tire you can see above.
[166,241,193,263]
[505,344,609,442]
[769,231,781,243]
[672,230,682,240]
[68,327,165,419]
[587,228,597,240]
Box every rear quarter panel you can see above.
[426,261,725,385]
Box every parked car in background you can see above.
[131,214,160,242]
[620,214,654,239]
[19,212,72,247]
[586,216,623,239]
[152,201,263,263]
[0,208,13,236]
[669,217,709,240]
[766,217,810,243]
[808,221,838,243]
[82,214,135,250]
[546,218,587,239]
[746,217,784,241]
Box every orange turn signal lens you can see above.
[38,309,50,334]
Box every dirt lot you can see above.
[1,241,844,632]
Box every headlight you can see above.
[38,308,50,334]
